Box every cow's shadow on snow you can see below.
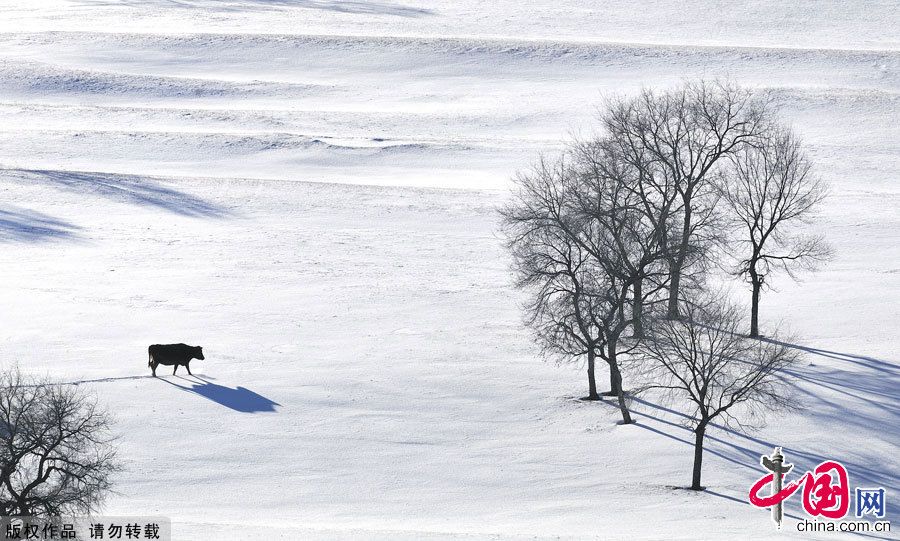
[160,375,280,413]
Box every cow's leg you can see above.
[150,361,158,377]
[173,365,178,375]
[186,362,193,376]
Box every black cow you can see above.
[148,343,204,376]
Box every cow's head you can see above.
[195,346,205,360]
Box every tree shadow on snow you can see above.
[0,207,82,243]
[631,397,896,540]
[621,337,898,535]
[11,169,231,218]
[683,330,900,438]
[72,0,434,17]
[631,397,897,495]
[766,340,898,374]
[160,375,280,413]
[764,338,900,425]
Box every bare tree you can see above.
[501,156,608,401]
[638,299,799,490]
[570,137,670,339]
[601,80,770,319]
[0,369,119,517]
[723,128,831,337]
[501,152,641,423]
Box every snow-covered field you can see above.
[0,1,898,539]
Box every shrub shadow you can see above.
[10,168,231,218]
[0,207,82,243]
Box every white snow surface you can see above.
[0,1,898,539]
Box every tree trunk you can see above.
[666,259,682,319]
[608,343,633,424]
[602,362,621,396]
[632,278,644,338]
[750,272,761,338]
[691,423,707,490]
[585,349,599,400]
[667,202,692,320]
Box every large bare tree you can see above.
[723,128,831,337]
[501,157,608,401]
[0,369,119,517]
[502,152,644,423]
[638,299,799,490]
[571,137,671,339]
[601,80,770,319]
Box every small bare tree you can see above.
[0,369,119,517]
[723,128,831,337]
[638,299,799,490]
